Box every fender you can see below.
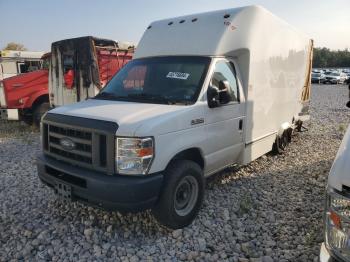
[25,89,49,109]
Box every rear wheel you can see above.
[152,160,204,229]
[272,130,291,154]
[33,102,50,127]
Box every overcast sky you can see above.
[0,0,349,52]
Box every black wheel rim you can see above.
[174,176,199,216]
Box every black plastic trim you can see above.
[44,113,118,133]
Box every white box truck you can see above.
[37,5,313,229]
[320,87,350,261]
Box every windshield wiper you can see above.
[126,93,172,104]
[94,92,126,100]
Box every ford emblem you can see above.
[59,137,76,151]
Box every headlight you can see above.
[325,189,350,259]
[116,137,154,175]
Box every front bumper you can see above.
[0,108,19,120]
[37,154,163,212]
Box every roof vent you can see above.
[168,22,173,25]
[223,14,230,19]
[179,20,185,24]
[147,25,152,29]
[192,18,198,22]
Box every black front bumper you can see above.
[37,154,163,212]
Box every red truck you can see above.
[0,36,134,126]
[0,53,50,125]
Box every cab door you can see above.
[203,59,245,174]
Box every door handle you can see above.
[239,119,243,130]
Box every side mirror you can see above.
[207,86,220,108]
[207,80,231,108]
[218,80,231,105]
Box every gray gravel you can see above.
[1,84,349,262]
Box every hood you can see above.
[49,99,203,136]
[2,69,48,108]
[328,124,350,191]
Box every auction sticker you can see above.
[166,72,190,80]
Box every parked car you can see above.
[36,5,312,229]
[320,87,350,261]
[324,72,347,84]
[311,72,326,84]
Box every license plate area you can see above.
[54,182,72,200]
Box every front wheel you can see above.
[33,102,50,127]
[152,160,204,229]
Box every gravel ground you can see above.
[1,84,349,262]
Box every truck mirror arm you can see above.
[347,85,350,108]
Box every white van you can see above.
[320,88,350,261]
[37,6,313,229]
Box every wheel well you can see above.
[170,148,205,170]
[32,94,49,111]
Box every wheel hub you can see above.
[174,176,199,216]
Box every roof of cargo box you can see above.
[134,5,307,59]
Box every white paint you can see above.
[328,124,350,191]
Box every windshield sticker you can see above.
[166,72,190,80]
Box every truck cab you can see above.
[0,50,44,80]
[37,6,312,229]
[320,86,350,261]
[0,53,50,125]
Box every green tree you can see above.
[2,42,27,51]
[313,48,350,68]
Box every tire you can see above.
[152,160,204,229]
[33,102,50,127]
[272,130,290,154]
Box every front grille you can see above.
[42,122,112,173]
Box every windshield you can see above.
[95,56,211,105]
[42,57,50,70]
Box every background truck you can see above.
[0,37,134,126]
[0,53,50,125]
[49,36,135,107]
[37,6,312,229]
[0,50,45,80]
[320,87,350,262]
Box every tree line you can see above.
[2,42,350,69]
[313,47,350,68]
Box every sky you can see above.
[0,0,349,52]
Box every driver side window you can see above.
[211,61,239,103]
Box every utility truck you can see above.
[49,36,134,107]
[0,53,50,125]
[37,6,313,229]
[0,50,45,80]
[320,87,350,262]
